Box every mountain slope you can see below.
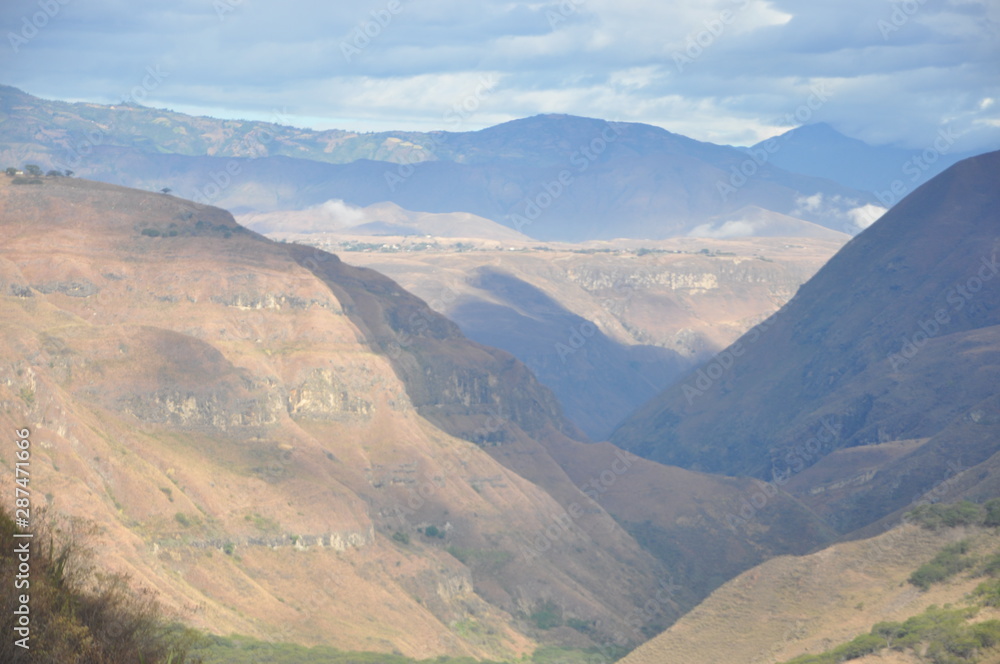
[620,518,1000,664]
[611,150,1000,533]
[0,174,664,656]
[0,174,837,655]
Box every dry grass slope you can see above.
[621,524,1000,664]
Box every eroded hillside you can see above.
[0,175,835,657]
[0,175,660,656]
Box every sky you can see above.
[1,0,998,151]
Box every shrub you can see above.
[907,502,985,530]
[984,499,1000,527]
[0,507,197,663]
[972,579,1000,607]
[833,633,883,659]
[529,601,563,630]
[909,540,975,590]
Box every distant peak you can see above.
[782,122,846,139]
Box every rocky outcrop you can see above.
[286,368,374,420]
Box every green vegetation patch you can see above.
[783,606,1000,664]
[908,539,976,590]
[529,601,563,630]
[189,637,626,664]
[190,634,503,664]
[446,546,512,568]
[906,500,1000,531]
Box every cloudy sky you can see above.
[2,0,998,151]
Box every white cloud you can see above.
[793,193,825,215]
[687,220,757,238]
[847,203,887,232]
[1,0,997,151]
[792,193,889,235]
[318,199,367,228]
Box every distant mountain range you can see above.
[0,84,907,241]
[751,122,989,196]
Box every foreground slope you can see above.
[612,150,1000,532]
[621,516,1000,664]
[0,175,836,655]
[0,175,664,656]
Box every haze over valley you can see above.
[2,1,999,663]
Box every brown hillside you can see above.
[0,175,654,656]
[0,175,839,656]
[621,523,1000,664]
[611,150,1000,534]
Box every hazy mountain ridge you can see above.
[755,122,993,195]
[0,85,879,241]
[0,84,432,166]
